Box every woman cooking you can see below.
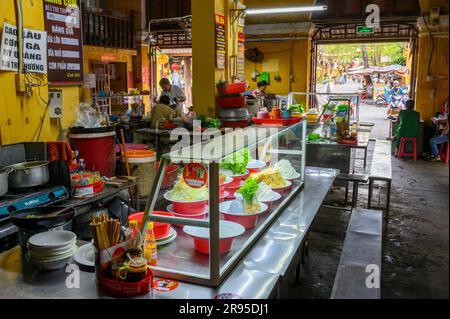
[251,80,268,111]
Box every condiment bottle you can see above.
[125,220,141,249]
[143,222,158,266]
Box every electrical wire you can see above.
[22,65,51,141]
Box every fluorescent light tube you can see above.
[246,5,327,15]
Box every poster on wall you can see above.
[0,22,47,73]
[43,0,84,84]
[215,14,226,70]
[237,32,245,81]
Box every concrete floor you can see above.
[288,84,449,299]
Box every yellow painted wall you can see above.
[0,0,82,145]
[414,35,449,122]
[244,39,311,104]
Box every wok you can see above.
[10,206,75,231]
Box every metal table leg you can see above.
[368,179,374,208]
[352,181,359,208]
[385,180,391,221]
[364,147,368,169]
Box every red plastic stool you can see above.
[439,141,449,166]
[398,137,417,160]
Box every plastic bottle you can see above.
[78,158,86,173]
[125,220,140,248]
[143,222,158,266]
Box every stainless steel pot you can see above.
[219,107,249,119]
[5,161,49,189]
[0,168,11,196]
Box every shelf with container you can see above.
[135,120,307,286]
[92,93,150,116]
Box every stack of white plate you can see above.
[28,230,77,270]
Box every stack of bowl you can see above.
[28,230,77,270]
[217,82,249,128]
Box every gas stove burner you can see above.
[0,186,69,221]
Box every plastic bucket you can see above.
[121,150,156,198]
[69,126,116,177]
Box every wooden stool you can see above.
[398,137,417,160]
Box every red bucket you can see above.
[222,213,259,229]
[69,126,116,177]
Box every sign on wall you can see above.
[237,32,245,81]
[43,0,84,84]
[0,22,47,74]
[215,14,226,70]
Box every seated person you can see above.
[149,95,174,129]
[181,106,197,130]
[390,99,420,157]
[428,103,449,162]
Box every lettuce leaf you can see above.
[236,178,259,203]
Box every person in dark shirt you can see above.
[390,99,420,157]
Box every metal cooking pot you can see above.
[0,167,12,196]
[219,107,250,119]
[5,161,49,189]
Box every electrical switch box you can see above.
[49,90,63,118]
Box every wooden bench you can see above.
[331,208,383,299]
[336,173,369,208]
[368,140,393,220]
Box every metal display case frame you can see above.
[139,121,307,286]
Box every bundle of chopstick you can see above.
[89,214,122,251]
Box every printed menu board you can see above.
[43,0,83,84]
[215,14,226,70]
[237,32,245,81]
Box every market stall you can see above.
[0,166,338,299]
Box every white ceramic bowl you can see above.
[30,254,73,270]
[28,231,77,249]
[183,220,245,239]
[29,245,77,260]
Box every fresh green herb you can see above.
[289,104,305,113]
[307,132,321,141]
[221,148,250,175]
[236,178,259,203]
[198,115,221,128]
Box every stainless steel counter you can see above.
[0,167,337,299]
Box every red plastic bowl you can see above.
[171,200,208,215]
[156,162,180,190]
[224,184,241,199]
[272,181,293,194]
[128,211,174,240]
[163,122,178,129]
[191,237,234,255]
[217,82,248,95]
[222,213,259,229]
[217,96,247,108]
[248,167,261,174]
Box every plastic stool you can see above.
[439,141,449,166]
[398,137,417,160]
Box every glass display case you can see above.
[139,120,307,286]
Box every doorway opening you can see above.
[312,41,416,140]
